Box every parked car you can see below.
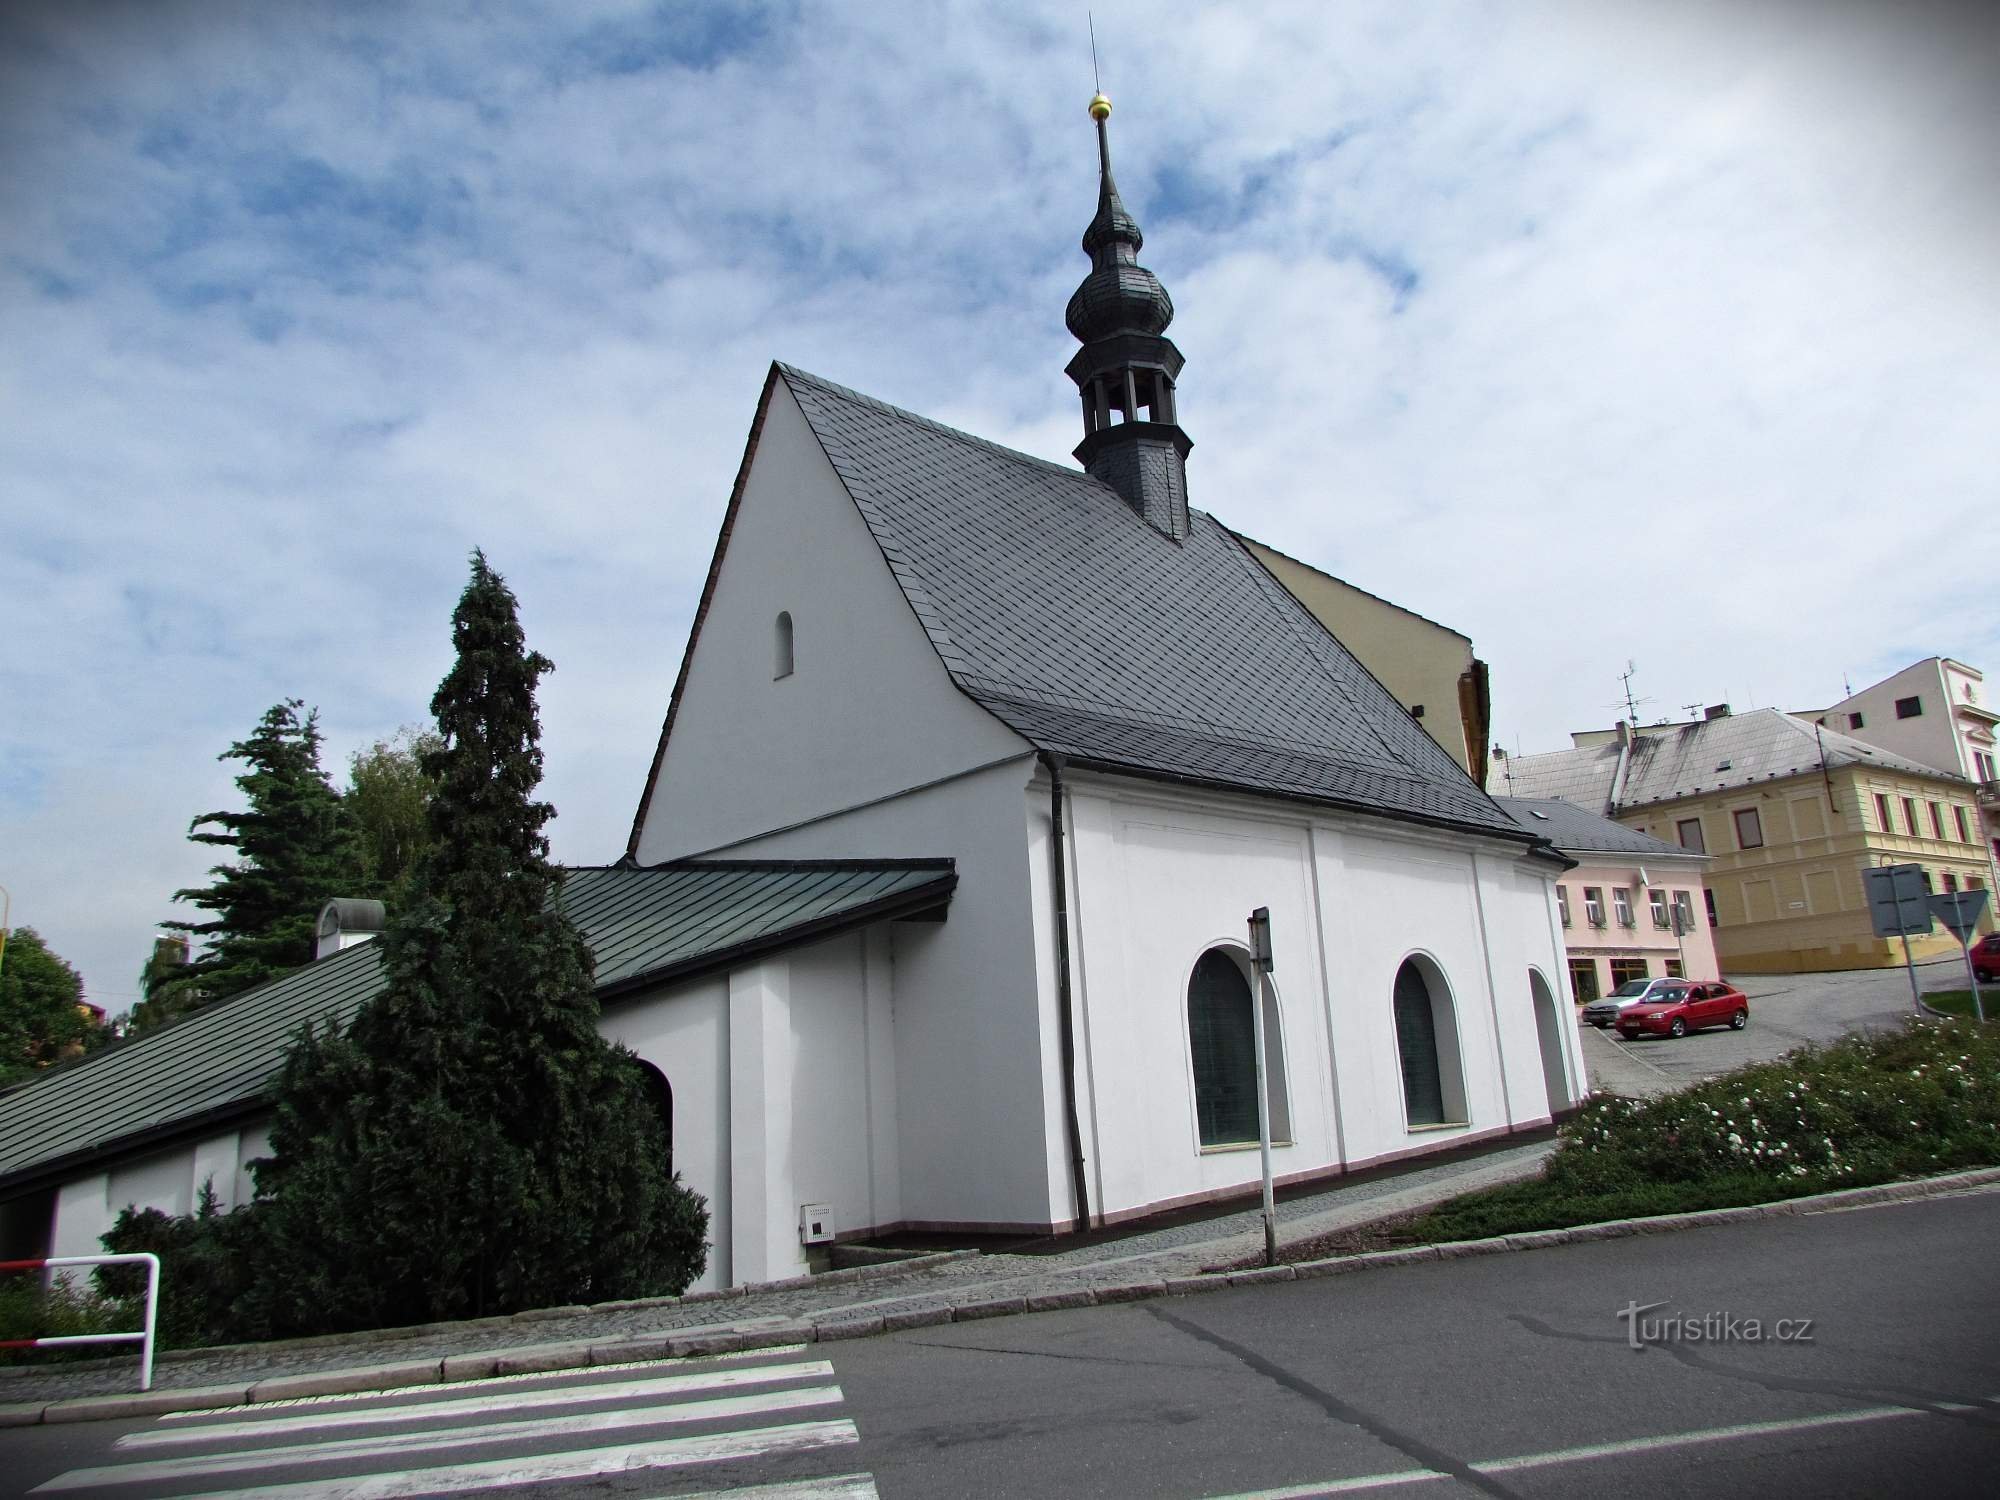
[1617,981,1750,1040]
[1580,977,1691,1028]
[1973,934,2000,984]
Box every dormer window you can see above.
[774,611,794,679]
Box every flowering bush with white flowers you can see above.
[1400,1017,2000,1246]
[1548,1017,2000,1198]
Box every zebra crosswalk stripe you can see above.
[40,1385,846,1492]
[62,1418,863,1500]
[120,1359,837,1449]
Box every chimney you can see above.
[1705,703,1732,720]
[1615,719,1632,747]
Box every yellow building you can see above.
[1237,535,1490,783]
[1493,707,1991,974]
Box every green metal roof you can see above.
[0,859,954,1200]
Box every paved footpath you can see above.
[0,1140,1553,1422]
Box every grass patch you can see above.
[1925,990,1996,1023]
[1271,1016,2000,1265]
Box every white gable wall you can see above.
[634,381,1026,864]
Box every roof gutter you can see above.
[1049,754,1548,854]
[1042,752,1092,1234]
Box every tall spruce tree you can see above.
[250,553,706,1336]
[144,701,362,1029]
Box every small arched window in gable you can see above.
[774,611,794,679]
[1187,947,1291,1149]
[1393,957,1468,1129]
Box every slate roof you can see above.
[0,860,954,1200]
[1493,709,1964,814]
[1493,797,1700,859]
[770,365,1532,842]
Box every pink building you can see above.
[1497,797,1721,1003]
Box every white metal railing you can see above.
[0,1252,160,1390]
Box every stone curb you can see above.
[0,1247,980,1384]
[9,1167,1997,1426]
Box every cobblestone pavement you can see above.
[0,1139,1552,1408]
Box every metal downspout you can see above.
[1044,753,1092,1232]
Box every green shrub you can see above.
[0,1270,137,1365]
[1404,1017,2000,1242]
[97,1181,266,1349]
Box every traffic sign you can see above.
[1864,864,1933,938]
[1928,889,1990,945]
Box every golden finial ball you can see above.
[1088,92,1112,121]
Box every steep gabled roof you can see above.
[0,860,955,1201]
[1495,708,1965,814]
[760,364,1529,841]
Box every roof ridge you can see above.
[776,362,1096,485]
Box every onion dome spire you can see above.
[1063,93,1191,539]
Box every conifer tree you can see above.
[250,553,706,1336]
[145,701,362,1028]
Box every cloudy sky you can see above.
[4,0,1995,1012]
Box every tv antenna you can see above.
[1611,661,1653,724]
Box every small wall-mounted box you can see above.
[799,1203,835,1245]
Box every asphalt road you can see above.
[10,1185,1999,1497]
[1579,958,1979,1098]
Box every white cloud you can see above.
[2,0,1994,1007]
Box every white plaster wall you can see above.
[787,931,899,1244]
[722,759,1057,1232]
[1053,783,1334,1219]
[47,1122,270,1260]
[1040,772,1569,1221]
[634,381,1026,863]
[600,974,731,1293]
[604,934,900,1292]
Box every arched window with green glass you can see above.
[1393,956,1468,1129]
[1186,948,1292,1149]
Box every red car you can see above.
[1973,934,2000,984]
[1616,981,1749,1039]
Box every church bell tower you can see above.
[1065,92,1191,540]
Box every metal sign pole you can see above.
[1247,907,1278,1268]
[1900,930,1921,1014]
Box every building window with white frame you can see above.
[1649,888,1670,929]
[1557,885,1571,927]
[1614,888,1636,928]
[1583,887,1606,928]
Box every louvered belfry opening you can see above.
[1064,94,1192,539]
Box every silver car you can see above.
[1580,977,1689,1027]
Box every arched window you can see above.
[1186,948,1291,1149]
[1528,967,1572,1116]
[774,611,794,679]
[1393,957,1467,1128]
[633,1059,675,1177]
